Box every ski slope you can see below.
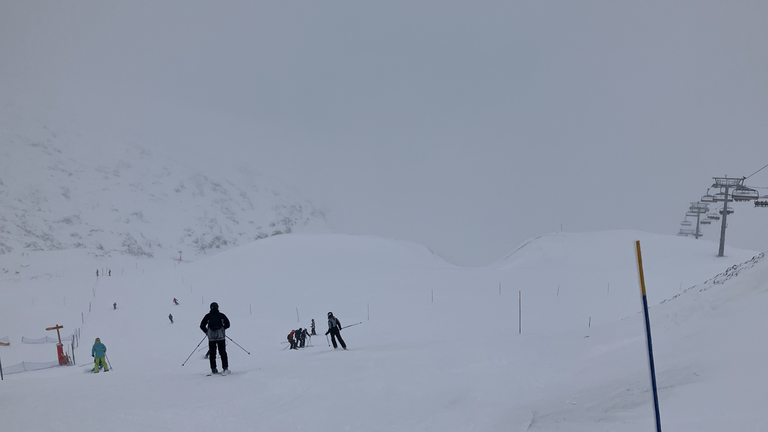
[0,231,765,431]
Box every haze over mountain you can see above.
[0,104,330,258]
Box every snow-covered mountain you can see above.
[0,105,330,257]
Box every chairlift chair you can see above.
[701,194,715,203]
[700,219,712,225]
[681,220,692,227]
[707,213,721,221]
[731,187,759,202]
[719,208,734,215]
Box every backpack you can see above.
[208,313,224,331]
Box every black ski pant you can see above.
[208,339,228,370]
[329,328,346,349]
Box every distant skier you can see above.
[108,270,111,276]
[300,328,310,347]
[169,314,174,323]
[96,269,99,278]
[325,312,347,350]
[287,330,297,350]
[91,337,109,373]
[200,302,230,375]
[113,302,117,310]
[173,298,179,305]
[310,319,316,335]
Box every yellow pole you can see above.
[636,241,647,297]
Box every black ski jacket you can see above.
[200,311,230,341]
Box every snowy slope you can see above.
[0,231,765,431]
[493,230,758,332]
[0,104,329,257]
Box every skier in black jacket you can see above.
[200,302,231,374]
[324,311,346,350]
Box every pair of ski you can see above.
[206,369,231,376]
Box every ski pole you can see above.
[340,322,362,330]
[326,334,330,346]
[225,336,251,355]
[182,335,208,366]
[105,354,113,371]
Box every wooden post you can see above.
[46,324,64,344]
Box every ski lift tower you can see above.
[709,176,758,257]
[685,202,709,239]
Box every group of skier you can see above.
[287,327,310,349]
[91,302,350,376]
[286,312,346,350]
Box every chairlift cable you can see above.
[745,163,768,180]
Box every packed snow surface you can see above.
[1,231,766,431]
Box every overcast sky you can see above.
[2,1,768,265]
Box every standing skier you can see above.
[310,319,316,335]
[200,302,230,374]
[91,337,109,373]
[325,312,346,350]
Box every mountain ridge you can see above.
[0,105,330,257]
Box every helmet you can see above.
[327,312,333,317]
[210,302,219,311]
[95,338,100,342]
